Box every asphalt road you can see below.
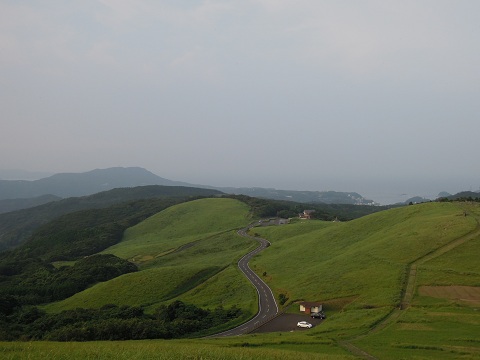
[212,225,279,337]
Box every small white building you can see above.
[299,301,323,314]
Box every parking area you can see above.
[251,313,324,333]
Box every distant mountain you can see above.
[0,167,192,200]
[0,167,376,206]
[437,191,452,198]
[446,191,480,200]
[217,187,378,205]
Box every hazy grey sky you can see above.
[2,1,480,203]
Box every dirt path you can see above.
[401,212,480,310]
[338,210,480,358]
[338,341,378,360]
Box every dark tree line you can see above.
[0,301,242,341]
[438,196,480,203]
[0,254,137,305]
[228,194,386,221]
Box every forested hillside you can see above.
[0,185,222,252]
[0,194,61,214]
[0,197,254,341]
[0,196,205,306]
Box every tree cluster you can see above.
[438,196,480,203]
[228,194,386,221]
[0,254,137,305]
[0,301,241,341]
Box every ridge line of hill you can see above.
[0,167,378,205]
[0,185,223,252]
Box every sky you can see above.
[1,0,480,204]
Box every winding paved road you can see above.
[213,224,278,337]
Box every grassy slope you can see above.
[17,201,480,359]
[251,202,475,307]
[44,198,257,317]
[248,202,480,359]
[415,204,480,288]
[0,339,355,360]
[100,197,250,262]
[354,203,480,359]
[0,185,221,252]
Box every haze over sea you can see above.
[2,2,479,206]
[1,167,477,206]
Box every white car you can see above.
[297,321,313,328]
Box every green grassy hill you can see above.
[248,201,480,358]
[251,202,476,307]
[2,200,480,359]
[0,185,222,251]
[44,198,258,320]
[103,197,251,262]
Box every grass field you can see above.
[101,198,251,265]
[0,339,356,360]
[251,202,475,307]
[18,200,480,359]
[354,306,480,359]
[248,202,480,358]
[44,198,258,316]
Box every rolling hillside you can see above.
[1,200,479,359]
[251,202,476,306]
[44,198,258,320]
[0,185,222,252]
[249,201,480,358]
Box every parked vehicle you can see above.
[311,311,326,319]
[297,321,313,328]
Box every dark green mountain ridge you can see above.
[0,185,222,252]
[0,194,61,214]
[0,167,376,205]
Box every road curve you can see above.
[212,224,278,337]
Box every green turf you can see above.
[416,233,480,288]
[101,197,251,263]
[354,306,480,359]
[44,198,257,313]
[28,201,480,358]
[44,264,221,311]
[0,339,355,360]
[414,204,480,289]
[250,202,475,308]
